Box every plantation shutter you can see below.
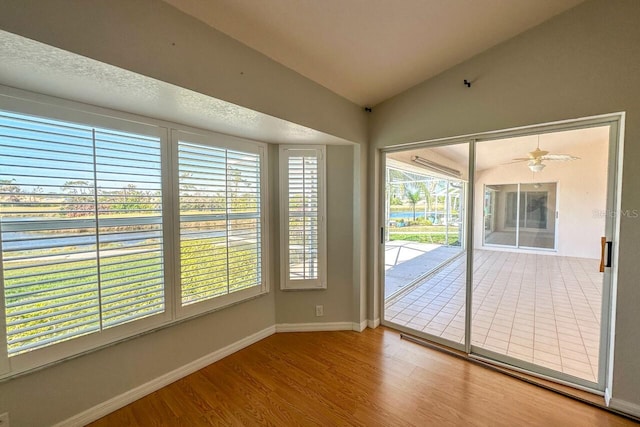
[176,133,263,308]
[0,110,165,356]
[94,129,165,327]
[279,146,326,290]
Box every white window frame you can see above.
[0,88,270,379]
[0,96,174,376]
[279,145,327,290]
[171,129,269,319]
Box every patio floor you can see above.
[385,249,603,383]
[384,241,462,298]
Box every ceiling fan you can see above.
[512,136,580,172]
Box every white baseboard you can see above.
[609,398,640,418]
[367,318,380,329]
[53,325,276,427]
[353,319,368,332]
[275,322,355,333]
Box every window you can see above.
[0,109,168,364]
[174,131,266,316]
[0,94,268,377]
[279,146,326,290]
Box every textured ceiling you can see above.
[163,0,584,106]
[0,30,351,146]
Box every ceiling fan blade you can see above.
[511,157,531,161]
[541,154,580,161]
[528,148,549,158]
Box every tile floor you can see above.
[385,249,603,383]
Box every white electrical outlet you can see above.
[0,412,9,427]
[315,305,324,317]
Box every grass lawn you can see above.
[389,233,460,246]
[4,237,258,355]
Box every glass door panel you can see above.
[472,125,612,389]
[483,184,518,247]
[519,183,556,249]
[382,143,469,350]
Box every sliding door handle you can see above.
[605,241,613,268]
[600,237,612,272]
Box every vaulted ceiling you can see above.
[163,0,584,106]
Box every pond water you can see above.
[1,230,226,251]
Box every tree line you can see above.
[1,172,258,218]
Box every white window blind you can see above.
[0,91,269,379]
[279,146,326,290]
[0,111,165,356]
[176,133,264,309]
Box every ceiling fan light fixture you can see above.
[528,163,546,172]
[511,134,579,171]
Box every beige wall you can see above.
[370,0,640,407]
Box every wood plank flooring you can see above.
[89,327,636,426]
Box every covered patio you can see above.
[385,249,602,383]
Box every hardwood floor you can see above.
[89,327,636,426]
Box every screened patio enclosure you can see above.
[384,158,466,298]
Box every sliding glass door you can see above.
[381,116,622,393]
[483,183,557,250]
